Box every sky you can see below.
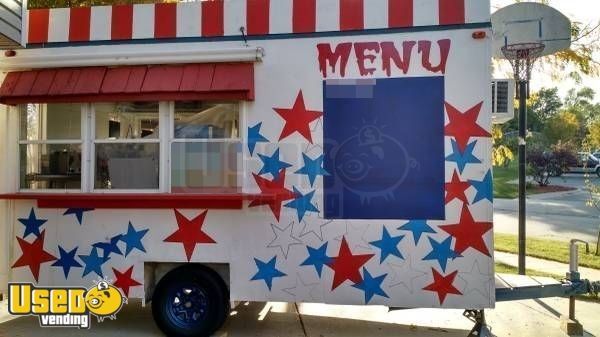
[491,0,600,102]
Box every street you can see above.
[494,174,600,243]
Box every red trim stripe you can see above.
[111,4,133,40]
[339,0,364,31]
[154,3,177,38]
[439,0,465,25]
[246,0,270,35]
[201,0,224,37]
[69,7,91,42]
[28,8,50,44]
[388,0,413,28]
[292,0,316,33]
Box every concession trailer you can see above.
[2,1,587,336]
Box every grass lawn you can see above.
[492,162,520,199]
[494,233,600,270]
[492,162,575,199]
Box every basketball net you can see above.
[501,42,545,82]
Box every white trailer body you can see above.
[0,1,493,330]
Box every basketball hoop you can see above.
[501,42,545,82]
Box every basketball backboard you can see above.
[491,2,571,59]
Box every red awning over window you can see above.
[0,62,254,104]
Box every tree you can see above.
[544,111,580,145]
[529,87,563,122]
[492,125,514,167]
[586,119,600,151]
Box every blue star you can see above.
[284,187,319,222]
[79,248,110,278]
[295,153,330,187]
[369,227,405,263]
[251,256,287,290]
[63,208,94,225]
[398,220,436,245]
[351,268,389,304]
[469,170,493,204]
[422,236,461,272]
[18,208,47,238]
[445,139,481,174]
[52,246,82,278]
[258,148,292,178]
[119,222,149,256]
[92,235,123,259]
[247,122,269,155]
[300,242,333,277]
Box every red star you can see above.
[326,237,374,290]
[423,268,462,305]
[444,101,491,152]
[112,266,142,297]
[440,204,493,256]
[249,169,297,221]
[445,170,470,205]
[274,90,323,143]
[164,210,216,262]
[11,230,56,282]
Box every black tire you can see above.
[152,265,230,337]
[596,167,600,178]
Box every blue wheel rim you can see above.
[164,282,209,329]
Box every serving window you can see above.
[17,101,242,194]
[94,102,160,190]
[171,102,240,193]
[19,103,83,190]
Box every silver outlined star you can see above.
[457,260,493,300]
[267,222,303,258]
[300,219,333,241]
[387,254,427,294]
[282,273,320,301]
[334,222,372,251]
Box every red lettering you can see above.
[381,41,415,76]
[418,39,451,74]
[354,42,380,76]
[317,43,353,78]
[317,39,451,77]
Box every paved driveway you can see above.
[1,298,599,337]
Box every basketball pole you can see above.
[518,80,528,275]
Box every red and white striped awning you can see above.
[26,0,490,45]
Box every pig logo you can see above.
[333,124,416,204]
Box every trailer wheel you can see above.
[152,265,229,337]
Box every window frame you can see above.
[17,101,244,194]
[90,102,164,193]
[17,103,85,193]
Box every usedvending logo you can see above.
[8,280,126,328]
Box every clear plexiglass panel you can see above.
[19,143,82,189]
[174,102,239,139]
[171,142,240,193]
[95,102,159,140]
[20,103,81,140]
[95,143,160,189]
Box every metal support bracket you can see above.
[464,310,493,337]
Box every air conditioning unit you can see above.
[491,79,515,124]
